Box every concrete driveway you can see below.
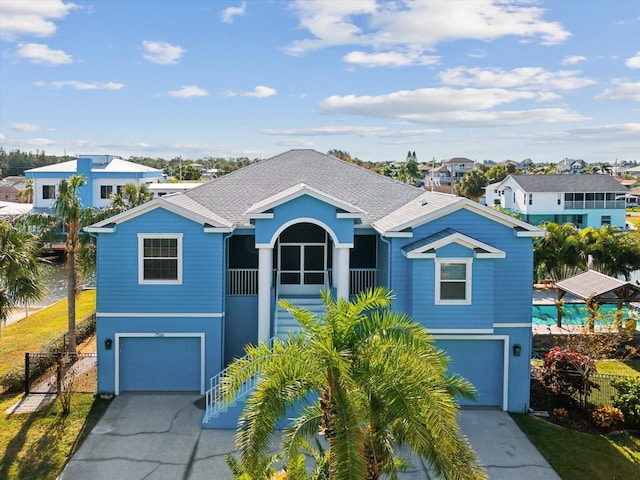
[59,394,560,480]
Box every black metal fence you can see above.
[24,352,97,394]
[531,366,633,408]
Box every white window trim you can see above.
[435,258,472,305]
[138,233,183,285]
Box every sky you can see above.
[0,0,639,165]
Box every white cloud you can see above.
[11,122,42,132]
[468,49,487,59]
[0,133,4,141]
[439,67,595,91]
[141,40,185,64]
[626,51,640,69]
[34,80,124,90]
[319,87,587,126]
[168,85,208,98]
[343,50,439,67]
[0,0,77,41]
[562,55,587,65]
[261,125,440,138]
[224,86,277,98]
[286,0,570,55]
[594,81,640,101]
[16,43,72,65]
[221,2,247,23]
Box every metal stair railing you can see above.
[203,336,276,424]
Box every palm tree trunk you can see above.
[66,244,77,354]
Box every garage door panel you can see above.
[436,339,503,407]
[119,336,201,392]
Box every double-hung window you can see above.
[138,234,182,284]
[435,259,472,305]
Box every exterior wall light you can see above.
[513,344,522,357]
[105,338,113,350]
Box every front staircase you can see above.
[202,295,325,428]
[275,296,325,338]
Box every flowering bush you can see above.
[542,347,598,408]
[590,406,624,430]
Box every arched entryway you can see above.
[276,223,332,296]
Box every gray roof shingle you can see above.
[508,174,628,193]
[176,149,423,227]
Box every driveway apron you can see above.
[59,394,560,480]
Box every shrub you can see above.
[552,407,569,423]
[590,405,624,430]
[543,347,598,408]
[611,376,640,429]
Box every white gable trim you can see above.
[246,183,364,219]
[381,198,543,236]
[403,231,506,259]
[85,198,233,232]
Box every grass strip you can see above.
[0,290,96,377]
[512,413,640,480]
[0,392,111,480]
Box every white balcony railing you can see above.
[227,267,378,296]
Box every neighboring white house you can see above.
[485,174,629,229]
[555,158,584,174]
[25,155,166,211]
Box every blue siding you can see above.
[224,296,258,366]
[96,207,224,314]
[254,195,354,245]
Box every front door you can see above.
[279,243,326,295]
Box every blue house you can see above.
[86,150,543,426]
[25,155,165,211]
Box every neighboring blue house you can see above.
[25,155,165,211]
[485,174,628,229]
[86,150,543,427]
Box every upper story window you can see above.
[528,194,533,205]
[42,185,55,200]
[138,234,183,284]
[435,259,472,305]
[100,185,113,199]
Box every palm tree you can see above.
[457,169,488,202]
[52,175,86,353]
[0,219,44,336]
[534,222,585,282]
[17,178,33,203]
[109,183,153,213]
[224,288,486,480]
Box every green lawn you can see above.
[513,414,640,480]
[0,392,110,480]
[0,290,96,377]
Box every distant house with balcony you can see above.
[440,157,476,185]
[25,155,165,211]
[485,174,628,229]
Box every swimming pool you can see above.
[532,303,637,326]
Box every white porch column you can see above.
[335,246,350,300]
[258,247,273,342]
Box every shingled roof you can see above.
[507,174,628,193]
[172,149,423,227]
